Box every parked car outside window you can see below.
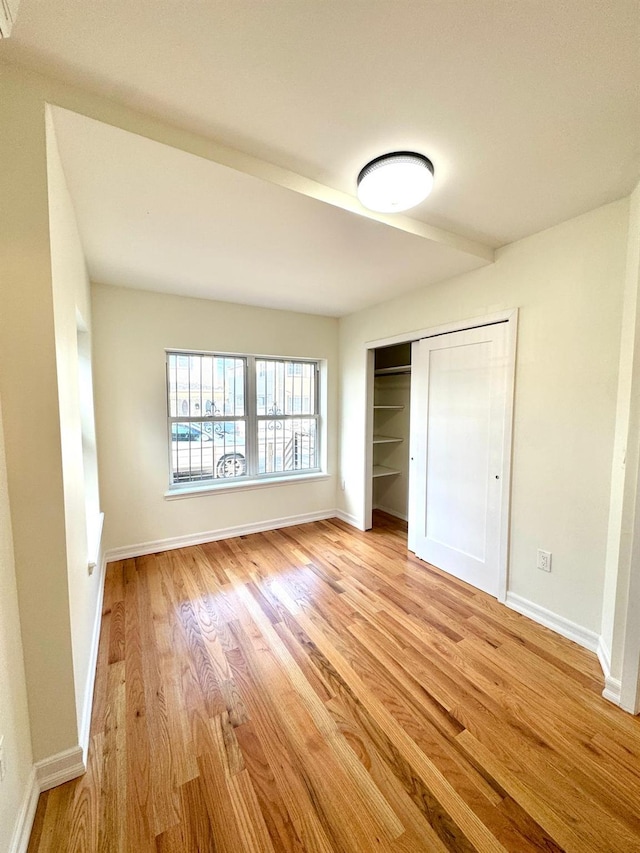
[171,421,246,479]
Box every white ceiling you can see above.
[3,1,640,314]
[51,107,488,315]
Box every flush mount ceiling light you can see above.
[357,151,434,213]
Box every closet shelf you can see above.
[374,365,411,376]
[372,465,401,478]
[373,435,403,445]
[373,405,404,410]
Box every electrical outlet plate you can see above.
[537,549,552,572]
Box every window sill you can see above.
[164,471,330,500]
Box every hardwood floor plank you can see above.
[196,541,234,586]
[33,782,75,853]
[273,620,335,703]
[124,558,156,853]
[226,767,278,853]
[67,732,103,853]
[179,775,217,853]
[323,696,452,853]
[196,723,247,853]
[105,560,126,608]
[108,599,126,664]
[208,712,277,852]
[99,661,127,853]
[137,555,182,837]
[146,555,200,786]
[27,512,640,852]
[234,719,307,853]
[169,555,227,719]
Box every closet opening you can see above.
[364,309,517,601]
[370,342,411,534]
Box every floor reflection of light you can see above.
[266,577,300,615]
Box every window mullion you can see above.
[246,355,258,478]
[165,358,171,418]
[315,362,320,470]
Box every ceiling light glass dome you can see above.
[357,152,434,213]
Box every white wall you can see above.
[339,200,628,635]
[0,396,34,853]
[0,62,79,763]
[46,108,104,753]
[92,284,339,552]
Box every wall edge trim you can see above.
[597,636,623,705]
[79,546,108,761]
[602,675,623,705]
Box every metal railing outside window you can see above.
[166,351,320,486]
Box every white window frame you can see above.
[166,349,322,493]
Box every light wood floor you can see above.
[28,512,640,852]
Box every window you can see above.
[167,351,320,487]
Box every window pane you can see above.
[167,352,189,418]
[171,421,214,482]
[292,361,314,415]
[171,421,246,483]
[213,357,245,416]
[212,420,247,479]
[256,359,284,416]
[255,359,315,416]
[257,418,317,474]
[168,354,245,421]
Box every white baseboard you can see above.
[8,767,39,853]
[505,601,622,707]
[104,509,338,561]
[505,592,599,652]
[597,637,622,704]
[35,746,85,792]
[79,547,108,762]
[373,504,408,522]
[10,748,85,849]
[334,509,364,530]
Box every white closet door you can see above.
[409,323,509,597]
